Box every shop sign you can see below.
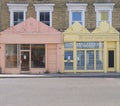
[77,42,103,49]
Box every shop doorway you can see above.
[21,51,30,71]
[108,50,115,71]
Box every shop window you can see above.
[34,4,55,27]
[64,51,73,70]
[96,50,103,70]
[77,42,104,49]
[77,51,85,70]
[39,12,50,26]
[64,51,73,60]
[5,45,17,68]
[94,3,115,27]
[21,44,30,50]
[76,42,104,71]
[64,43,73,48]
[31,44,45,68]
[66,3,87,26]
[7,3,28,26]
[86,50,94,70]
[64,62,73,70]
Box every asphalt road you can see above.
[0,78,120,106]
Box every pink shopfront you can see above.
[0,18,62,74]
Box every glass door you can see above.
[21,51,30,71]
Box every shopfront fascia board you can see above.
[64,34,119,42]
[0,33,61,44]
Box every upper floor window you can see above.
[7,3,28,26]
[94,3,115,27]
[98,11,109,24]
[72,11,83,25]
[40,12,50,26]
[66,3,88,26]
[34,4,55,27]
[14,12,24,25]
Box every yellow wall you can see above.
[62,22,119,73]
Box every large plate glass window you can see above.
[5,44,17,68]
[76,42,104,71]
[64,51,73,70]
[86,50,94,70]
[31,44,45,68]
[96,50,103,70]
[77,51,85,70]
[64,42,73,70]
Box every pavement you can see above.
[0,72,120,78]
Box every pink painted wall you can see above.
[0,17,62,74]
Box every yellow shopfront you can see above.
[62,22,119,73]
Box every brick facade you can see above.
[0,0,120,32]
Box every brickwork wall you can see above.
[0,0,120,32]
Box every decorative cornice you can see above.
[93,3,115,11]
[7,3,28,11]
[66,3,88,11]
[34,3,55,12]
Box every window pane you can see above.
[6,44,17,68]
[44,22,50,26]
[64,43,73,48]
[96,50,103,70]
[14,12,24,25]
[14,12,18,21]
[99,11,109,25]
[72,12,82,21]
[64,62,73,70]
[101,12,108,20]
[77,42,104,49]
[77,51,85,70]
[31,44,45,68]
[40,12,50,26]
[19,12,23,21]
[21,44,30,50]
[86,50,94,70]
[45,12,50,21]
[64,51,73,60]
[40,12,44,21]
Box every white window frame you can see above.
[34,4,55,27]
[66,3,88,26]
[7,3,28,26]
[94,3,115,27]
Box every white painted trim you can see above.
[66,3,88,26]
[34,4,55,27]
[7,3,28,26]
[93,3,115,27]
